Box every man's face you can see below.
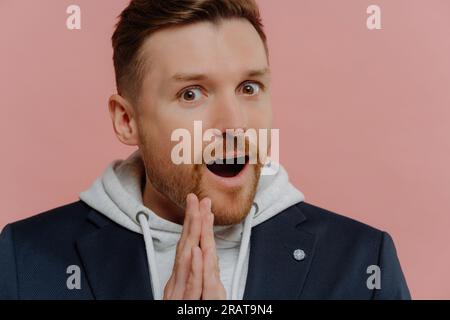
[135,18,272,225]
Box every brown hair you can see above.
[111,0,267,103]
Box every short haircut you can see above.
[111,0,268,103]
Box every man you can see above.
[0,0,410,299]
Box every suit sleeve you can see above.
[0,224,19,299]
[372,231,411,300]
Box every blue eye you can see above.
[180,87,203,102]
[240,82,261,96]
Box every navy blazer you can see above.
[0,200,411,299]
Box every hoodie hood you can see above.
[79,149,305,299]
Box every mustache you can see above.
[200,131,264,165]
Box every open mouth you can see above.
[206,155,249,178]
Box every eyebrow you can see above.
[171,67,270,82]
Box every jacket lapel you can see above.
[243,204,316,299]
[75,210,153,299]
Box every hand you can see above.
[163,193,226,300]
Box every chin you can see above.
[206,191,251,225]
[198,163,260,226]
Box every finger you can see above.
[202,233,226,300]
[173,194,202,296]
[163,274,175,299]
[183,246,203,300]
[200,199,216,262]
[177,193,198,254]
[184,195,202,249]
[201,208,225,299]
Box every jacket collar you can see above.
[76,211,153,299]
[243,204,316,299]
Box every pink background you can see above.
[1,0,449,299]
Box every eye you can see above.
[239,82,261,96]
[179,87,203,103]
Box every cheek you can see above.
[139,103,181,141]
[248,103,272,129]
[137,115,172,161]
[260,98,273,125]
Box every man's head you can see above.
[109,0,272,225]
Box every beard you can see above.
[139,133,262,226]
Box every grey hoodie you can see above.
[79,150,305,300]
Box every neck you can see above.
[142,177,185,225]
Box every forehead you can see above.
[139,18,268,81]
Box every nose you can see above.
[211,92,248,133]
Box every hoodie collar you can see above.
[79,150,305,250]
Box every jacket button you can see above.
[293,249,306,261]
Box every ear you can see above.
[108,94,139,146]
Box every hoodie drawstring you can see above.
[136,202,258,301]
[230,202,257,300]
[137,211,162,300]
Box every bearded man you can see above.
[0,0,410,300]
